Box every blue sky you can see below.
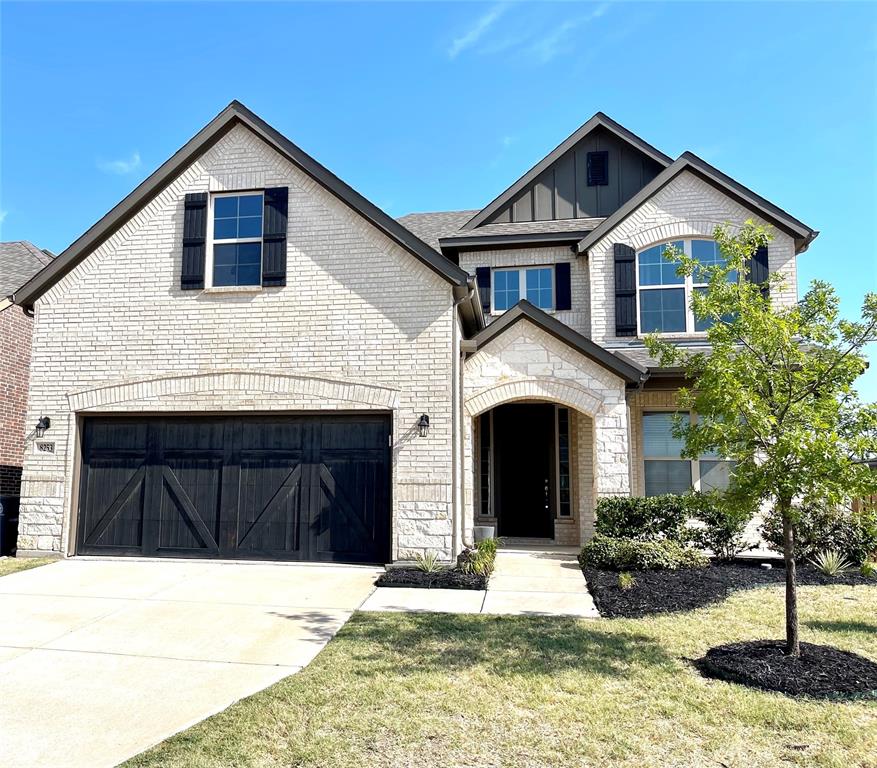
[2,1,876,398]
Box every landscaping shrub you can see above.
[761,503,877,565]
[810,549,854,577]
[684,491,755,561]
[595,495,689,542]
[578,535,708,571]
[617,571,636,590]
[861,560,877,579]
[457,538,498,577]
[414,551,442,573]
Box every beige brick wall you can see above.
[18,124,458,560]
[589,170,799,346]
[458,246,590,337]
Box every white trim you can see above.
[491,264,555,315]
[205,190,264,289]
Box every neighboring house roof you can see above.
[469,301,648,385]
[14,101,472,309]
[462,112,673,231]
[0,241,54,298]
[576,152,818,256]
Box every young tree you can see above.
[645,222,877,656]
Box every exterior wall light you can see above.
[35,416,51,438]
[417,414,430,438]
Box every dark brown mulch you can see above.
[375,568,487,590]
[582,561,873,618]
[695,640,877,699]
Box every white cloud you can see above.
[448,3,508,59]
[0,210,7,225]
[500,135,516,148]
[97,151,142,175]
[528,3,611,63]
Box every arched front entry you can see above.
[462,314,635,548]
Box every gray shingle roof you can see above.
[0,241,53,298]
[398,211,605,251]
[396,211,478,251]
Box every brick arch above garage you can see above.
[67,370,401,412]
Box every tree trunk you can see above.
[781,498,800,657]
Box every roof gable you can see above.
[15,101,470,307]
[575,152,818,255]
[470,301,647,384]
[463,113,672,231]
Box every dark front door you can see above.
[493,403,554,538]
[77,415,391,563]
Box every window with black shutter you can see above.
[587,151,609,186]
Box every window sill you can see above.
[491,308,555,317]
[202,285,263,295]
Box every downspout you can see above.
[451,278,477,559]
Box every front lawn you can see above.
[126,583,876,768]
[0,556,56,578]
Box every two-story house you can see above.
[13,102,815,562]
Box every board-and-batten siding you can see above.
[486,127,664,224]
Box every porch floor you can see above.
[359,546,599,618]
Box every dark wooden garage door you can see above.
[76,415,391,563]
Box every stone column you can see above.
[593,396,631,500]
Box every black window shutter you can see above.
[262,187,289,287]
[614,243,637,337]
[555,262,572,311]
[747,245,769,296]
[587,151,609,186]
[180,192,207,290]
[475,267,491,316]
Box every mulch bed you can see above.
[375,568,487,590]
[695,640,877,699]
[582,561,873,619]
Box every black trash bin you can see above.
[0,496,20,556]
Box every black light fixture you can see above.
[417,414,430,438]
[35,416,51,438]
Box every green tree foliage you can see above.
[645,221,877,655]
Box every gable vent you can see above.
[587,151,609,186]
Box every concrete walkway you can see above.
[360,546,599,617]
[0,558,379,768]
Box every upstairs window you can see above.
[637,239,737,335]
[492,266,554,312]
[211,192,263,287]
[642,411,733,496]
[587,151,608,186]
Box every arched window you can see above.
[637,239,737,335]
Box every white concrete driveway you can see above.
[0,558,379,768]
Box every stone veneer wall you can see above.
[589,170,799,346]
[462,317,629,548]
[18,123,458,560]
[458,246,590,337]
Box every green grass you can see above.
[126,583,877,768]
[0,556,56,578]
